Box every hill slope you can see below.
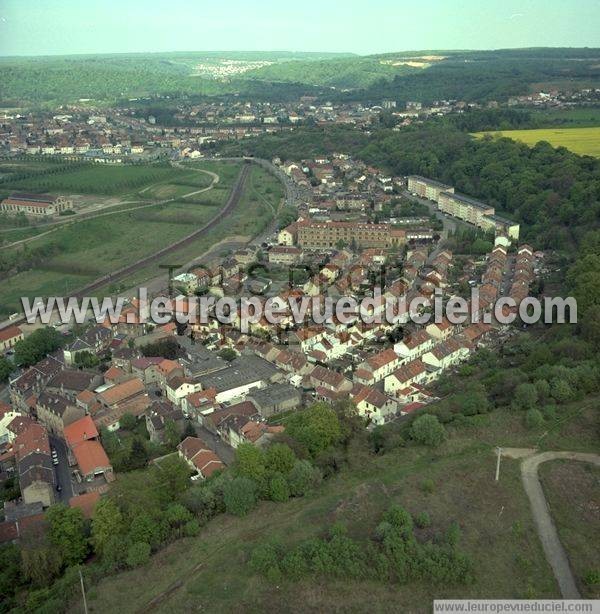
[79,402,600,613]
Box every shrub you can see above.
[288,460,321,496]
[584,569,600,587]
[420,478,435,494]
[223,477,258,517]
[410,415,446,447]
[415,512,431,528]
[126,542,151,568]
[183,519,200,537]
[269,475,290,502]
[524,408,544,429]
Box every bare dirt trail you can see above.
[509,449,600,598]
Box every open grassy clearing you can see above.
[102,164,280,293]
[539,460,600,599]
[473,126,600,157]
[83,430,560,613]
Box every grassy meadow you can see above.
[0,160,285,316]
[79,408,600,612]
[539,460,600,599]
[473,126,600,157]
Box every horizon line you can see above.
[1,45,599,60]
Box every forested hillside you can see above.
[2,48,599,106]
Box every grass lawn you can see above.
[539,460,600,598]
[473,127,600,157]
[100,164,281,294]
[83,437,558,613]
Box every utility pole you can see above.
[79,567,88,614]
[495,447,502,481]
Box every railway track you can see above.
[72,163,250,297]
[0,163,251,328]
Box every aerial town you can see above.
[0,9,599,612]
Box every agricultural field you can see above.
[0,160,192,196]
[473,126,600,157]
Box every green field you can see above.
[100,164,283,294]
[82,410,594,612]
[539,460,600,599]
[530,107,600,128]
[0,161,192,196]
[473,127,600,157]
[0,161,246,317]
[0,161,285,316]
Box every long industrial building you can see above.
[0,193,72,217]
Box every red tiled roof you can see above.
[72,440,110,476]
[64,415,99,447]
[0,325,22,342]
[69,492,101,518]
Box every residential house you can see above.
[177,437,224,479]
[0,326,23,351]
[63,415,114,483]
[36,392,85,435]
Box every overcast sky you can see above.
[1,0,599,57]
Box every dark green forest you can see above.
[2,48,599,106]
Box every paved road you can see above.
[402,189,468,238]
[518,449,600,598]
[49,434,75,502]
[193,423,235,465]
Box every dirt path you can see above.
[518,450,600,598]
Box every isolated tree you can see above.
[285,402,342,457]
[410,415,446,447]
[234,443,266,483]
[217,348,237,362]
[265,443,296,475]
